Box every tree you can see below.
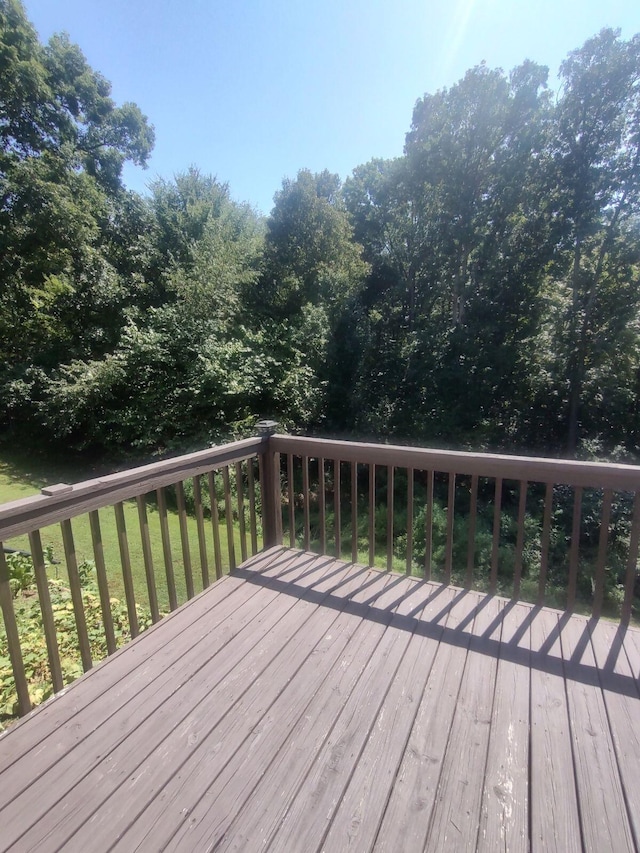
[0,0,154,367]
[548,29,640,452]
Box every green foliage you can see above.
[0,553,152,730]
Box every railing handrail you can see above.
[0,437,265,541]
[270,435,640,491]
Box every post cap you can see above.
[255,420,279,436]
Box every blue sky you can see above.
[23,0,640,215]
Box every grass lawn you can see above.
[0,448,260,613]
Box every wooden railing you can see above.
[2,427,640,722]
[0,436,269,718]
[269,435,640,625]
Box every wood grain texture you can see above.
[589,619,640,850]
[1,548,639,853]
[529,607,582,852]
[477,602,531,852]
[560,615,635,852]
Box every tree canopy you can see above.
[1,5,639,464]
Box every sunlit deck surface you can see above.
[1,547,640,852]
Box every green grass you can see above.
[0,449,261,613]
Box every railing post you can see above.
[257,420,280,548]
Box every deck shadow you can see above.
[234,558,640,699]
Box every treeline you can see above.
[1,0,639,461]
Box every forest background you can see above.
[2,1,640,468]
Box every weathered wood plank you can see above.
[318,457,326,554]
[589,619,640,850]
[0,549,295,784]
[425,468,434,580]
[538,483,553,604]
[2,554,336,850]
[193,475,210,588]
[207,471,223,580]
[246,459,258,555]
[287,454,295,548]
[567,486,582,610]
[175,480,195,599]
[88,510,117,655]
[466,474,478,587]
[28,529,63,693]
[0,547,31,715]
[477,602,531,852]
[443,473,455,583]
[0,437,263,542]
[60,518,93,671]
[490,477,502,592]
[322,584,458,852]
[156,486,178,610]
[351,460,358,564]
[373,589,481,853]
[423,595,503,852]
[368,463,376,567]
[512,479,527,599]
[211,571,400,853]
[593,489,612,617]
[222,465,236,571]
[113,501,138,637]
[302,456,310,551]
[529,607,582,852]
[270,434,640,491]
[406,466,414,575]
[235,462,247,564]
[560,614,635,852]
[386,465,394,571]
[110,559,389,851]
[135,494,160,621]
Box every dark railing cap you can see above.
[256,420,279,436]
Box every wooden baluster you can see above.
[593,489,613,618]
[275,452,283,544]
[406,467,414,576]
[444,474,456,584]
[156,487,178,611]
[622,492,640,623]
[425,470,434,581]
[235,462,247,564]
[135,496,160,622]
[302,456,311,551]
[175,481,195,599]
[335,460,342,559]
[287,453,295,548]
[466,475,478,588]
[60,518,93,670]
[318,457,326,555]
[222,466,237,570]
[247,458,259,555]
[368,463,376,568]
[28,530,63,692]
[0,546,31,715]
[114,502,139,637]
[351,461,358,564]
[207,471,223,580]
[567,486,583,611]
[513,480,527,600]
[193,475,210,588]
[538,483,553,605]
[387,466,394,572]
[490,477,503,593]
[88,510,117,655]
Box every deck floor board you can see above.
[0,547,639,853]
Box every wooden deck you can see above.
[1,547,639,852]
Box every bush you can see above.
[0,556,153,730]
